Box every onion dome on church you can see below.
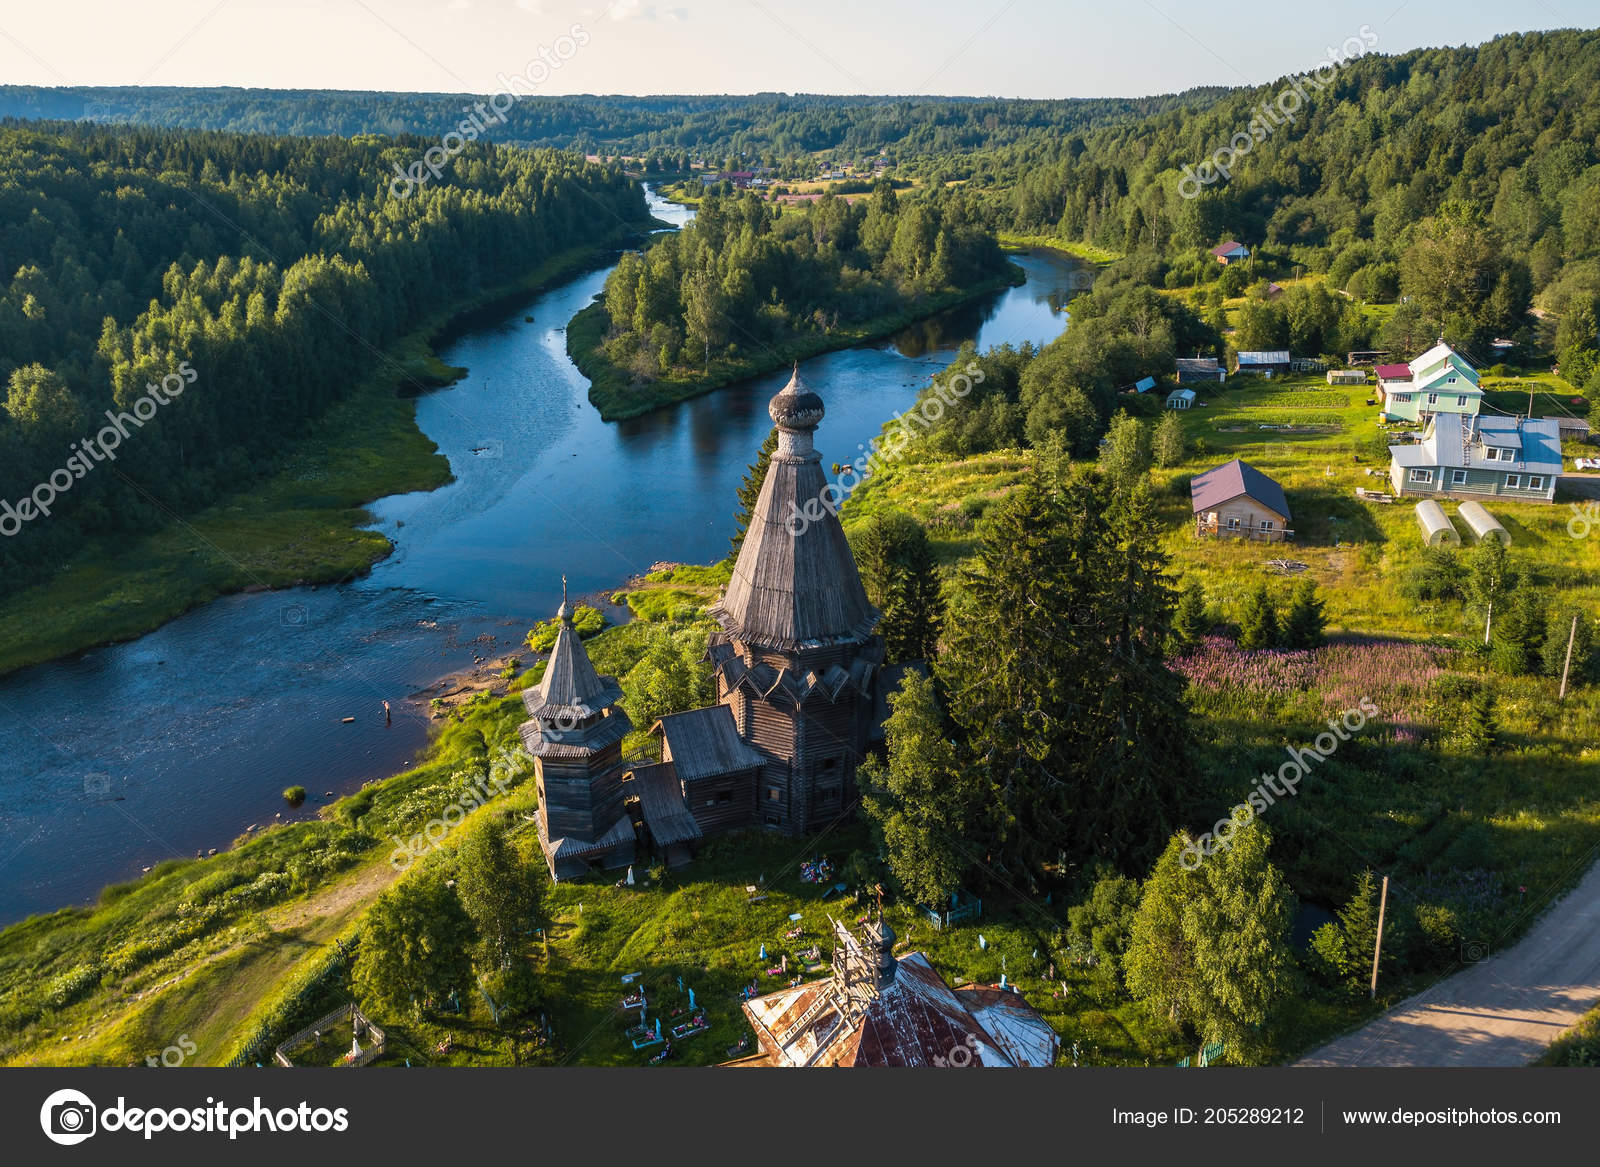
[768,365,825,431]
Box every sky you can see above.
[0,0,1595,99]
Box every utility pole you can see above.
[1370,874,1390,999]
[1560,613,1578,701]
[1484,599,1493,647]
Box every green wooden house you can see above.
[1376,342,1483,423]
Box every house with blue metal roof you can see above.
[1389,413,1562,502]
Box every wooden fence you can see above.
[273,1003,387,1068]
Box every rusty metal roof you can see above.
[742,950,1056,1068]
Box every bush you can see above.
[526,604,605,651]
[1305,922,1352,989]
[283,785,307,807]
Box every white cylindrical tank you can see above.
[1458,500,1510,546]
[1415,499,1460,547]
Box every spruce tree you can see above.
[1542,607,1593,682]
[1490,589,1546,676]
[1237,582,1280,650]
[1170,580,1210,653]
[938,468,1086,873]
[1458,683,1499,756]
[1334,869,1390,989]
[1280,579,1327,650]
[1073,480,1191,867]
[859,672,986,907]
[726,428,778,563]
[1465,537,1516,616]
[851,511,943,663]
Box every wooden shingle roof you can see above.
[654,705,766,782]
[523,604,623,721]
[630,762,704,846]
[711,370,879,651]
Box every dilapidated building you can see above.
[666,369,886,840]
[520,590,638,880]
[738,916,1058,1067]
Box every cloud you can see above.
[605,0,688,21]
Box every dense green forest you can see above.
[592,185,1009,384]
[957,29,1600,368]
[0,122,647,596]
[0,88,1226,173]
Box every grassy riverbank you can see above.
[0,232,642,679]
[571,262,1027,421]
[996,230,1124,265]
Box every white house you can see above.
[1167,388,1197,410]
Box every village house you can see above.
[1375,342,1483,423]
[1211,240,1250,264]
[1191,458,1293,542]
[1166,387,1197,410]
[737,915,1057,1067]
[1389,413,1562,503]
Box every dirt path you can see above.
[269,857,400,933]
[1297,856,1600,1066]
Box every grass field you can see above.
[843,370,1600,1062]
[996,231,1124,266]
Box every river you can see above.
[0,188,1091,925]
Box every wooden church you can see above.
[523,370,887,880]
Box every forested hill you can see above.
[0,122,647,595]
[0,88,1228,168]
[971,28,1600,331]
